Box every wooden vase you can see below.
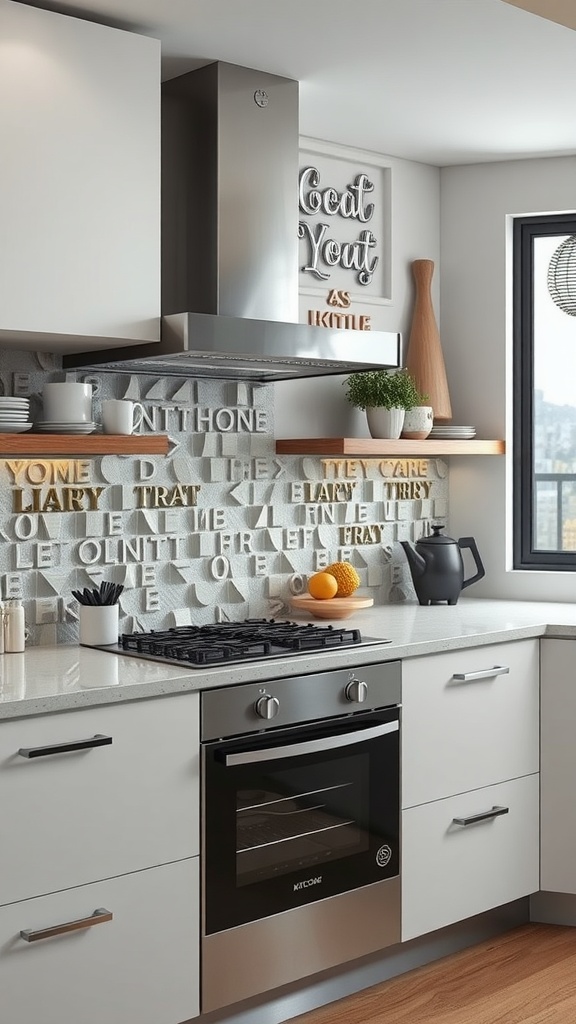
[406,259,452,422]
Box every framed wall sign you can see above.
[298,137,392,322]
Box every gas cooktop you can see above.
[87,618,390,669]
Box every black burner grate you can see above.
[118,618,363,667]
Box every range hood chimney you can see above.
[65,62,400,381]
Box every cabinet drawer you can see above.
[402,640,539,807]
[401,773,539,942]
[0,693,199,905]
[0,858,199,1024]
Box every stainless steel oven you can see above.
[201,660,401,1013]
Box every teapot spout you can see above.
[400,540,427,580]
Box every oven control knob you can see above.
[255,695,280,719]
[345,679,368,703]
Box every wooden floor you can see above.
[293,924,576,1024]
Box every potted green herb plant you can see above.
[344,369,429,439]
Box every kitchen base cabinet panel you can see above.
[402,640,539,808]
[402,773,539,942]
[541,639,576,893]
[0,858,199,1024]
[0,693,199,906]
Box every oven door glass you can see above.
[203,707,399,935]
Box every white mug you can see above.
[42,382,93,424]
[101,399,144,435]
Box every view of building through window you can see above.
[533,234,576,552]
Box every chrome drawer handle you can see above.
[20,908,113,943]
[451,665,510,683]
[18,734,113,758]
[452,805,509,827]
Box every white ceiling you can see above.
[19,0,576,166]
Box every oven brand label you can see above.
[376,844,392,868]
[294,875,323,891]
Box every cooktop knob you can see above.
[345,679,368,703]
[255,695,280,720]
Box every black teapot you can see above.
[400,525,485,605]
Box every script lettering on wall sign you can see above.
[299,167,379,286]
[298,142,391,309]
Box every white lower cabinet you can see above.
[400,640,540,942]
[402,773,540,941]
[402,640,539,808]
[0,693,201,1023]
[0,857,199,1024]
[0,693,199,906]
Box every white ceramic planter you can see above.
[401,405,434,440]
[366,407,405,439]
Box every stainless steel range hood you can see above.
[65,62,401,382]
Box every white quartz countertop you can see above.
[2,598,576,719]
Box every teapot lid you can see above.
[419,524,455,545]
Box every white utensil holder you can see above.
[79,604,119,646]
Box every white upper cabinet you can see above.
[0,1,160,349]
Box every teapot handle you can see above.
[458,537,486,589]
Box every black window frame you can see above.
[513,212,576,570]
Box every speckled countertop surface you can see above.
[2,597,576,719]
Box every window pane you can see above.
[532,233,576,554]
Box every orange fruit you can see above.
[308,571,339,600]
[325,562,360,597]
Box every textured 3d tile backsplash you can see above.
[0,351,448,645]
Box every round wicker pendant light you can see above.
[548,235,576,316]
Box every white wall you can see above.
[440,155,576,601]
[275,156,440,438]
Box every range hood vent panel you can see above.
[67,312,402,382]
[64,62,401,381]
[161,61,300,324]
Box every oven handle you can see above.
[223,719,399,767]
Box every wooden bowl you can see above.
[289,595,374,620]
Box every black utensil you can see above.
[73,581,124,605]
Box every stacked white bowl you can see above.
[0,397,32,433]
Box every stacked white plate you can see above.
[0,396,32,433]
[429,424,476,440]
[36,421,97,434]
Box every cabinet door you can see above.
[402,773,539,941]
[0,858,199,1024]
[402,640,539,808]
[0,2,160,345]
[0,693,199,905]
[541,639,576,893]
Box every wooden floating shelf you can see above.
[0,434,169,456]
[276,438,505,457]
